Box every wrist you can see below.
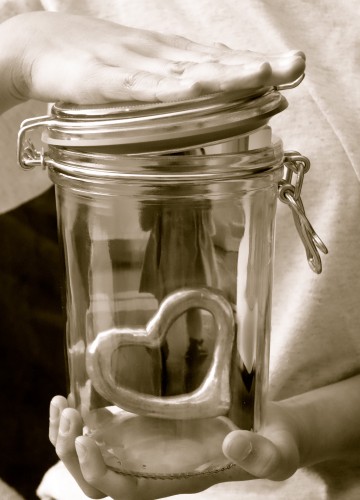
[277,375,360,467]
[275,398,314,468]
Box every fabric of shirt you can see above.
[1,0,359,499]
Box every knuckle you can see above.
[122,71,139,90]
[121,71,161,101]
[166,60,194,75]
[10,55,33,101]
[121,71,148,90]
[81,468,103,484]
[154,76,174,100]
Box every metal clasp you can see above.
[274,73,305,91]
[278,151,328,273]
[17,115,52,170]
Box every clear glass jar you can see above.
[17,89,326,479]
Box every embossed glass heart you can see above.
[86,287,235,419]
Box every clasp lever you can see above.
[279,151,328,273]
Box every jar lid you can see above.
[42,88,287,153]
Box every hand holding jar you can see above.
[49,374,360,500]
[49,395,301,499]
[0,11,304,113]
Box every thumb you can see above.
[222,430,299,481]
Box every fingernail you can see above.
[223,432,253,462]
[75,438,87,460]
[49,402,59,421]
[179,79,203,95]
[220,61,271,90]
[59,414,70,434]
[278,55,304,68]
[287,49,306,60]
[258,61,272,75]
[232,60,271,75]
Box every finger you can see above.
[211,46,305,61]
[139,42,217,64]
[95,61,271,103]
[155,32,227,58]
[223,430,299,481]
[154,51,304,90]
[212,51,306,86]
[30,49,203,104]
[95,67,203,103]
[215,49,305,63]
[75,436,141,500]
[100,45,273,91]
[103,47,272,89]
[120,34,218,64]
[49,395,68,447]
[281,49,306,60]
[181,61,272,92]
[56,408,104,499]
[268,55,306,85]
[99,48,206,79]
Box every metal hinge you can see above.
[17,115,52,170]
[279,151,328,273]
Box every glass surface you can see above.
[52,145,282,478]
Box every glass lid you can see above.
[42,88,288,153]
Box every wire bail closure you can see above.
[279,151,328,273]
[17,109,328,274]
[17,115,51,170]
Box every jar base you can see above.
[84,407,236,479]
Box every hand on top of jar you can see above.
[49,395,302,500]
[0,11,305,113]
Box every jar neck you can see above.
[47,137,284,184]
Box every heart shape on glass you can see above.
[86,287,235,419]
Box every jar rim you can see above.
[52,87,272,119]
[43,89,287,151]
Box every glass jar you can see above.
[18,87,326,479]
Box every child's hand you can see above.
[49,396,302,499]
[0,11,305,112]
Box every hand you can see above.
[49,396,302,499]
[0,11,305,112]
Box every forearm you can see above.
[280,373,360,467]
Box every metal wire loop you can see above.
[17,115,51,169]
[279,152,328,274]
[284,191,328,273]
[274,73,305,91]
